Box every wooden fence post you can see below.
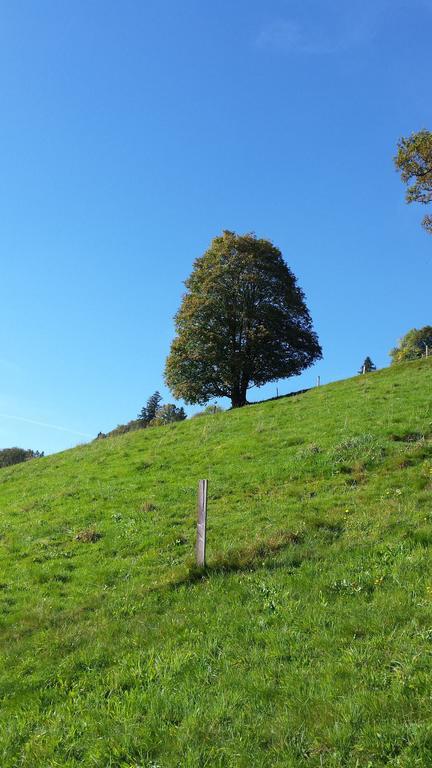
[196,479,208,567]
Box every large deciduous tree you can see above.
[165,231,322,408]
[394,130,432,234]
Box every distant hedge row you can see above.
[0,447,44,468]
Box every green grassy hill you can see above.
[1,359,432,767]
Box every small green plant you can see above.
[74,527,102,543]
[141,501,157,513]
[332,433,385,468]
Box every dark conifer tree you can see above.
[138,391,162,423]
[359,357,376,374]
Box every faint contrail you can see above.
[0,413,92,438]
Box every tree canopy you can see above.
[165,231,322,408]
[394,130,432,234]
[390,326,432,364]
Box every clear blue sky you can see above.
[1,0,431,454]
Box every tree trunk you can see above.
[230,383,248,408]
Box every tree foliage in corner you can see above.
[390,326,432,364]
[394,130,432,234]
[165,231,322,408]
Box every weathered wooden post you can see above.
[317,376,321,387]
[196,479,208,567]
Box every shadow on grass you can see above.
[170,530,304,589]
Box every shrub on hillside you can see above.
[104,419,146,438]
[150,404,186,425]
[390,326,432,363]
[100,399,187,439]
[192,404,224,417]
[0,447,44,468]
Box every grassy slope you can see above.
[1,360,432,767]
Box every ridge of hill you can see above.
[1,359,432,767]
